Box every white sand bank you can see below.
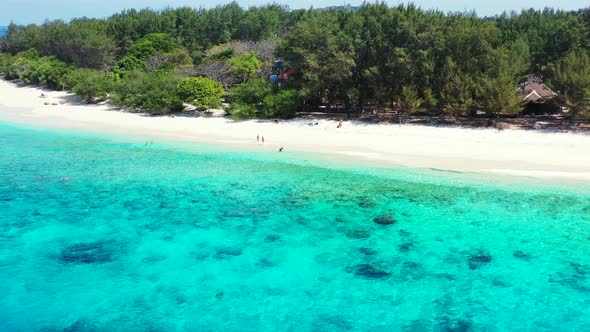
[1,79,589,183]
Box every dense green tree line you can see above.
[1,3,589,118]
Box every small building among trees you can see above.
[518,76,559,115]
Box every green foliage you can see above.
[229,77,273,106]
[280,11,355,105]
[234,4,287,41]
[261,89,299,118]
[422,88,438,110]
[113,55,145,77]
[548,51,590,116]
[0,53,16,76]
[207,49,235,62]
[33,20,115,69]
[177,77,224,110]
[228,77,299,119]
[3,3,590,120]
[4,51,73,89]
[127,33,178,60]
[228,102,257,120]
[398,86,423,114]
[63,69,113,102]
[478,71,523,116]
[228,51,262,82]
[111,71,183,114]
[113,33,191,76]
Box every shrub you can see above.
[228,51,262,82]
[177,77,224,110]
[261,89,299,118]
[4,50,72,89]
[113,55,145,78]
[63,68,113,102]
[228,77,272,105]
[228,103,257,120]
[0,53,15,76]
[111,71,183,114]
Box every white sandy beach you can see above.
[1,79,589,183]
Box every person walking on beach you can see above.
[261,136,265,144]
[257,134,259,143]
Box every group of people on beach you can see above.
[256,134,284,152]
[255,119,344,153]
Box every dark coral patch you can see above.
[345,229,371,239]
[60,241,120,264]
[359,247,378,256]
[513,251,532,260]
[467,252,493,270]
[352,264,391,279]
[373,214,396,225]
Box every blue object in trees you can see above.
[274,60,283,68]
[270,75,279,83]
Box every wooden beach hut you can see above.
[518,76,559,114]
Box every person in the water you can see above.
[279,147,284,152]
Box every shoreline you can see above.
[1,79,590,184]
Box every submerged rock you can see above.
[373,214,397,225]
[214,247,243,258]
[399,229,412,237]
[359,247,378,256]
[60,241,118,264]
[264,234,281,243]
[345,229,371,239]
[403,261,420,269]
[257,258,274,268]
[467,252,493,270]
[438,318,473,332]
[352,264,391,279]
[398,242,414,252]
[358,198,376,208]
[62,318,95,332]
[314,314,354,331]
[513,250,532,260]
[548,262,590,292]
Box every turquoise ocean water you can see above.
[1,121,589,331]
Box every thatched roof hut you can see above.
[518,76,557,103]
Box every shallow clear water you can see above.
[1,122,589,331]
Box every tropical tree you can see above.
[547,51,590,116]
[177,77,225,110]
[398,85,423,114]
[63,69,113,102]
[111,71,183,114]
[228,51,262,82]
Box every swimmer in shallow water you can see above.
[279,147,284,152]
[61,177,71,182]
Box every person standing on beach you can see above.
[257,134,259,143]
[262,136,265,144]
